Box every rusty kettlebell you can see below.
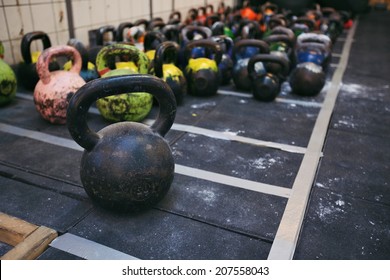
[34,45,86,124]
[66,74,176,212]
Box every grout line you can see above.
[50,233,139,260]
[267,19,359,260]
[15,93,307,154]
[0,122,291,198]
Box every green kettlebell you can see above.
[0,41,17,106]
[184,39,222,97]
[154,41,187,105]
[95,43,153,122]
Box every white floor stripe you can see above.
[50,233,139,260]
[0,122,290,198]
[267,19,358,260]
[217,89,323,108]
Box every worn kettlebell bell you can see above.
[66,38,99,82]
[154,41,187,105]
[0,41,17,106]
[184,39,222,97]
[17,31,56,90]
[95,43,153,122]
[67,74,176,212]
[232,39,270,91]
[33,46,86,124]
[248,54,289,102]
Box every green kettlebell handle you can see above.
[37,45,82,85]
[21,31,52,64]
[154,41,180,78]
[247,53,290,78]
[264,34,294,50]
[95,43,149,76]
[67,74,177,151]
[184,39,222,65]
[116,22,134,42]
[233,39,270,59]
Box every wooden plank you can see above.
[0,212,38,246]
[1,226,58,260]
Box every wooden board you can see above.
[0,212,57,260]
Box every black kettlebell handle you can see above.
[294,17,316,30]
[21,31,52,64]
[116,22,134,42]
[67,74,176,151]
[154,41,180,78]
[67,38,89,69]
[148,20,166,31]
[143,31,166,52]
[169,11,182,22]
[297,33,332,49]
[162,25,180,43]
[181,26,212,41]
[134,19,149,29]
[212,35,233,54]
[96,25,116,46]
[269,26,295,42]
[248,53,290,78]
[233,39,270,60]
[184,39,222,65]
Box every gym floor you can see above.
[0,9,389,260]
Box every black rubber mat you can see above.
[295,10,390,259]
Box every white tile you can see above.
[3,0,29,6]
[74,26,90,47]
[90,0,105,25]
[4,6,33,40]
[106,0,120,24]
[0,8,9,41]
[72,0,91,28]
[54,30,69,46]
[31,4,56,33]
[52,0,68,32]
[10,38,22,64]
[118,0,132,21]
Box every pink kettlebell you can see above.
[34,45,86,124]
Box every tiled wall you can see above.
[0,0,235,65]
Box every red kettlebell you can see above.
[34,46,86,124]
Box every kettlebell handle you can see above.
[116,22,134,42]
[21,31,52,64]
[181,26,212,41]
[154,41,180,78]
[264,34,294,49]
[184,39,222,65]
[143,31,166,52]
[233,39,270,60]
[67,38,89,69]
[36,45,82,85]
[67,74,177,151]
[95,43,149,76]
[248,53,290,78]
[297,33,332,49]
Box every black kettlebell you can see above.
[289,41,328,97]
[184,39,222,97]
[154,41,187,105]
[17,31,56,90]
[264,33,295,73]
[66,39,99,82]
[248,54,289,102]
[211,35,234,85]
[232,39,270,91]
[67,74,176,212]
[168,11,182,25]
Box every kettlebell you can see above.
[211,35,234,85]
[95,43,153,122]
[33,46,86,124]
[143,31,167,62]
[88,25,117,65]
[296,33,332,70]
[66,38,99,82]
[184,39,222,97]
[116,22,134,43]
[291,17,316,37]
[17,31,57,90]
[289,40,328,97]
[232,39,270,91]
[67,74,176,212]
[264,34,295,73]
[248,54,289,102]
[168,11,181,25]
[0,41,17,106]
[154,41,187,105]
